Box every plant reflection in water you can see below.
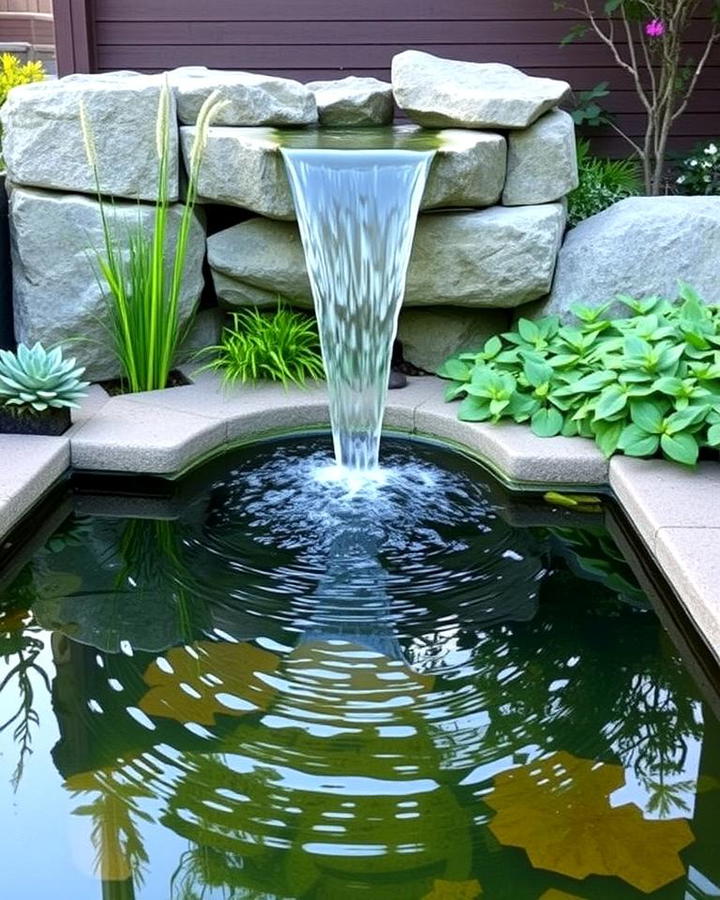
[0,438,719,899]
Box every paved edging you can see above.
[0,372,718,664]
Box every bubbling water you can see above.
[282,148,434,475]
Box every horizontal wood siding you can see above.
[0,0,53,12]
[57,0,720,153]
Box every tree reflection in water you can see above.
[0,438,718,898]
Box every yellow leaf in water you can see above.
[139,640,280,725]
[422,879,483,899]
[539,890,588,900]
[486,751,694,894]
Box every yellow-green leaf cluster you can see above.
[0,53,45,107]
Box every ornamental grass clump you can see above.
[0,343,89,412]
[201,306,324,388]
[438,284,720,466]
[80,81,227,393]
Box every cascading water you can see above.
[282,148,434,474]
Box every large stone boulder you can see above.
[543,196,720,319]
[0,72,179,201]
[503,109,578,206]
[9,185,206,381]
[182,125,507,218]
[168,66,316,126]
[392,50,570,129]
[208,204,565,309]
[397,307,509,373]
[306,76,394,126]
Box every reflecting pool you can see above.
[1,437,719,899]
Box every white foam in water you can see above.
[282,147,434,474]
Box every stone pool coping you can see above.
[0,372,718,667]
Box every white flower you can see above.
[705,143,718,155]
[676,175,686,184]
[690,159,698,167]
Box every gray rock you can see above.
[168,66,317,126]
[183,125,507,218]
[392,50,571,129]
[503,109,579,206]
[177,307,226,366]
[397,306,509,372]
[9,186,206,381]
[306,76,394,126]
[181,126,294,219]
[421,127,507,209]
[0,72,178,201]
[208,204,565,310]
[543,196,720,319]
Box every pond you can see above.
[1,436,719,900]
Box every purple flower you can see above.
[645,19,666,37]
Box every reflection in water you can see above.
[1,438,719,899]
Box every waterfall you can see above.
[282,148,434,474]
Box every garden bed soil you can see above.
[99,369,191,397]
[0,406,71,436]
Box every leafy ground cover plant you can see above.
[568,139,641,225]
[81,81,226,393]
[200,306,324,387]
[438,284,720,466]
[674,140,720,195]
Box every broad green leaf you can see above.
[508,392,540,422]
[444,381,467,402]
[437,358,471,382]
[531,407,564,438]
[523,355,554,387]
[594,385,628,421]
[630,400,665,434]
[483,335,503,359]
[619,424,661,457]
[490,398,510,418]
[653,376,684,397]
[593,420,624,458]
[555,370,616,395]
[517,318,540,343]
[458,395,492,422]
[665,405,708,435]
[707,423,720,447]
[661,431,699,466]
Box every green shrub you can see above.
[81,81,226,393]
[0,342,88,413]
[674,140,720,196]
[0,53,45,166]
[201,306,324,387]
[567,140,641,226]
[437,284,720,467]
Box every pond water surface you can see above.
[1,437,719,900]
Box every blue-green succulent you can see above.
[0,342,89,412]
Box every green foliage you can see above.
[0,342,89,413]
[438,284,720,467]
[674,140,720,195]
[201,306,325,388]
[567,140,641,226]
[0,53,44,107]
[82,82,226,393]
[569,82,611,128]
[0,53,45,167]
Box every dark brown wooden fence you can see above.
[52,0,720,153]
